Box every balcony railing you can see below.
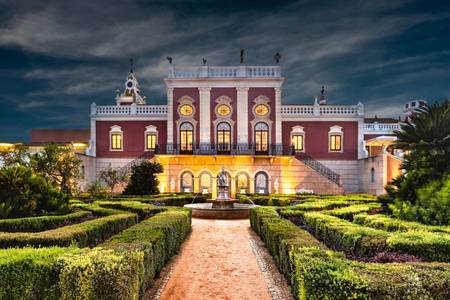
[363,123,401,131]
[154,143,293,156]
[281,103,364,117]
[168,65,281,79]
[91,103,168,117]
[295,152,341,186]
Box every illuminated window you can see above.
[254,122,269,152]
[180,171,194,192]
[329,135,342,151]
[217,122,231,151]
[109,125,123,151]
[111,133,122,150]
[146,134,157,150]
[292,135,304,151]
[328,126,343,152]
[180,122,194,152]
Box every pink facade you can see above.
[282,121,359,159]
[96,120,166,158]
[210,88,237,144]
[248,88,276,145]
[173,88,199,146]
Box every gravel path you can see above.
[154,218,292,300]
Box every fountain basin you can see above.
[184,203,255,219]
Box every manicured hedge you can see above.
[72,203,127,216]
[301,211,450,261]
[0,212,138,248]
[0,210,93,232]
[354,213,450,234]
[322,203,382,221]
[101,208,192,297]
[96,201,165,220]
[0,247,143,300]
[251,206,450,300]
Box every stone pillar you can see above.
[236,87,249,148]
[167,88,174,151]
[274,87,282,154]
[198,87,211,152]
[212,176,218,199]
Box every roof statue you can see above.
[319,85,327,105]
[166,56,173,64]
[273,52,281,64]
[240,49,245,64]
[202,58,207,65]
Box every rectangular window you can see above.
[146,134,157,150]
[291,135,304,151]
[111,133,122,150]
[329,134,342,151]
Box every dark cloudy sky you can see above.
[0,0,449,142]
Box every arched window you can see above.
[236,172,249,194]
[254,171,268,194]
[199,172,212,194]
[180,171,194,192]
[217,122,231,151]
[180,122,194,152]
[254,122,269,153]
[370,168,375,183]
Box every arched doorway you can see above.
[254,171,269,194]
[236,172,250,194]
[199,171,212,194]
[254,122,269,154]
[180,122,194,153]
[180,171,194,192]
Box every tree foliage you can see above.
[29,143,82,195]
[387,100,450,224]
[99,165,127,193]
[0,165,68,218]
[123,161,163,195]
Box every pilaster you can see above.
[275,87,282,153]
[236,87,249,145]
[167,88,174,146]
[198,87,211,150]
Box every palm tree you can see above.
[395,99,450,175]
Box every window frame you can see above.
[328,126,344,153]
[109,126,123,151]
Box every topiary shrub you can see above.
[0,165,68,218]
[123,162,163,195]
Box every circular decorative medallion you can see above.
[127,81,133,88]
[254,104,269,116]
[216,104,231,116]
[179,104,194,116]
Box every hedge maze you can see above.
[250,195,450,300]
[0,195,193,299]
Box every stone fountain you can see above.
[184,167,255,219]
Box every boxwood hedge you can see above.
[251,206,450,300]
[0,210,93,232]
[101,208,192,297]
[0,212,138,248]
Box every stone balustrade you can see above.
[91,103,168,116]
[168,65,281,78]
[363,123,401,131]
[281,103,364,117]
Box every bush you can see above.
[0,210,93,232]
[0,212,138,248]
[322,203,382,221]
[391,177,450,226]
[123,161,163,195]
[0,165,68,218]
[101,208,191,296]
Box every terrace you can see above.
[167,65,282,79]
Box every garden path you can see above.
[157,218,275,300]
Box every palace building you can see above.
[21,61,415,196]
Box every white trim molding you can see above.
[109,125,123,151]
[328,125,344,153]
